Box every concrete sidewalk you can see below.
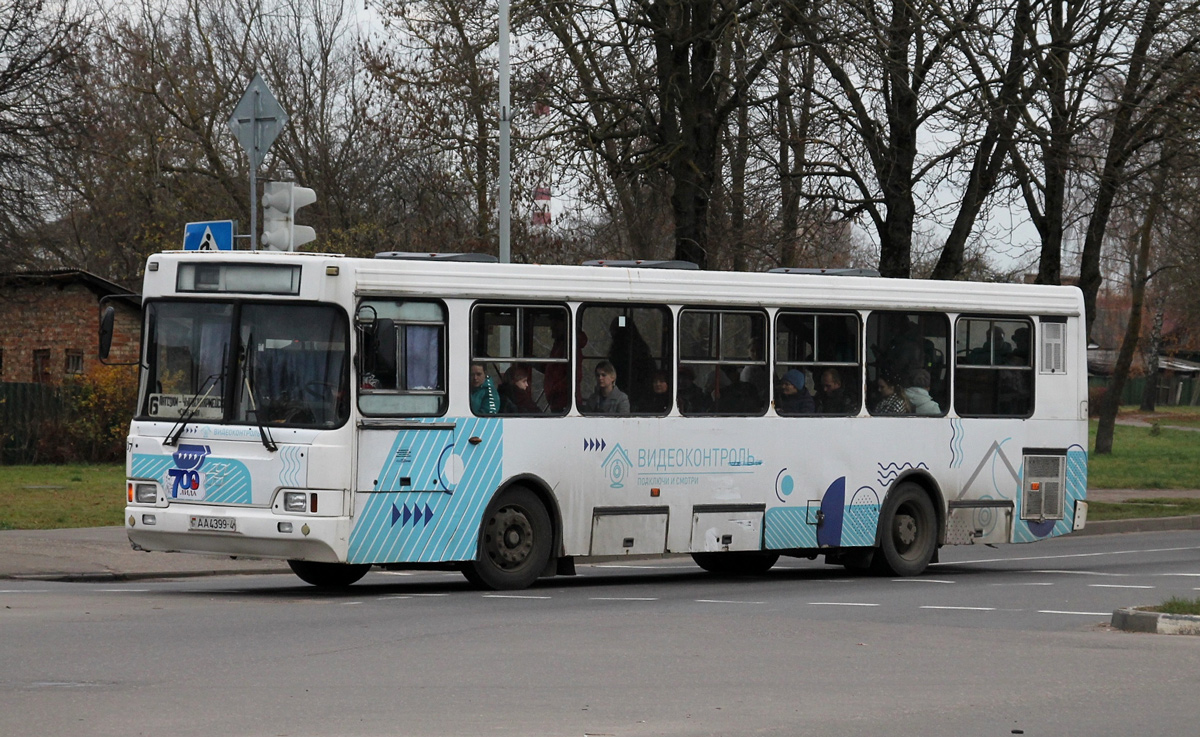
[1,490,1197,582]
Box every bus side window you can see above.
[677,309,768,416]
[954,317,1033,417]
[577,304,672,415]
[471,303,571,416]
[866,310,949,416]
[358,300,447,416]
[775,311,860,416]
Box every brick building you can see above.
[0,270,141,384]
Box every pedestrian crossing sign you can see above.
[183,221,235,251]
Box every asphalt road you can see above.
[2,531,1198,737]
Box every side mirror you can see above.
[355,304,378,332]
[99,306,116,360]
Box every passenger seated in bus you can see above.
[498,365,541,414]
[645,369,672,414]
[776,369,814,415]
[815,368,851,413]
[872,371,911,414]
[715,365,762,414]
[676,366,711,413]
[903,369,940,415]
[469,362,499,415]
[583,360,630,414]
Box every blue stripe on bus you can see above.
[347,417,503,564]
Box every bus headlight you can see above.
[284,492,308,513]
[135,483,158,504]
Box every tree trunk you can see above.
[1139,296,1165,411]
[1079,0,1163,340]
[1095,166,1163,455]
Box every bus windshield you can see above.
[141,301,349,428]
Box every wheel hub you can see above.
[894,513,917,548]
[487,506,534,568]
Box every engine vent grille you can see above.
[1022,453,1066,521]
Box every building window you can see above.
[33,349,52,383]
[65,350,84,375]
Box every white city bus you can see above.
[118,250,1089,589]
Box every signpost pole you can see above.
[498,0,511,264]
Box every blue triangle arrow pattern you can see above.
[583,438,607,451]
[390,502,436,528]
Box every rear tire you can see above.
[874,482,938,576]
[463,486,552,590]
[287,560,372,588]
[692,551,780,576]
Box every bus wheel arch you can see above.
[873,474,942,577]
[462,478,558,591]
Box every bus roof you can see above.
[145,250,1084,316]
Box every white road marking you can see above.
[0,589,51,593]
[808,602,879,607]
[1088,584,1155,589]
[340,601,363,606]
[1161,573,1200,577]
[590,597,659,601]
[920,606,996,611]
[695,599,764,605]
[936,545,1200,567]
[1030,570,1125,577]
[378,571,413,576]
[892,579,955,584]
[482,594,552,599]
[409,593,450,597]
[990,582,1054,586]
[97,588,150,592]
[595,568,691,573]
[1039,610,1111,616]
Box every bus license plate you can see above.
[189,515,237,533]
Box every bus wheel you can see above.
[287,560,372,588]
[691,551,780,576]
[875,482,937,577]
[464,486,552,591]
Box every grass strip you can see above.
[1148,596,1200,616]
[0,464,125,530]
[1088,421,1200,489]
[1087,498,1200,522]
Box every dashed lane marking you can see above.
[695,599,764,604]
[892,579,955,584]
[590,597,659,601]
[920,606,996,611]
[808,602,879,607]
[1088,584,1155,589]
[482,594,552,599]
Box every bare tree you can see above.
[0,0,87,268]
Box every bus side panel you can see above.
[346,416,502,564]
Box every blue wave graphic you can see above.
[876,461,929,487]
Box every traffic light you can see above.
[261,181,317,251]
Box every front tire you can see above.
[874,482,938,576]
[692,551,780,576]
[463,486,552,590]
[287,560,372,588]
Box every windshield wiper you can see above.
[163,373,220,447]
[241,332,278,453]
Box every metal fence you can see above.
[0,382,65,464]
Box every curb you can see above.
[1075,514,1200,536]
[1111,608,1200,636]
